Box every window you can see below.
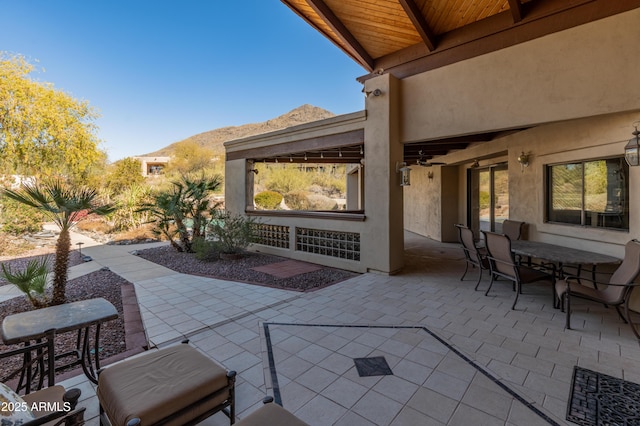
[251,162,363,212]
[546,157,629,230]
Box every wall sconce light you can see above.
[470,159,480,168]
[364,88,383,98]
[625,121,640,166]
[517,151,530,172]
[396,161,412,186]
[427,171,434,180]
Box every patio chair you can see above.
[235,396,309,426]
[96,341,236,426]
[556,239,640,337]
[0,329,85,425]
[482,231,556,310]
[455,224,489,290]
[501,220,525,241]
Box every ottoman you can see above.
[97,343,236,426]
[235,397,309,426]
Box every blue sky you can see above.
[2,1,365,161]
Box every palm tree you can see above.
[2,180,116,305]
[138,174,221,253]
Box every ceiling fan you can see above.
[416,150,446,167]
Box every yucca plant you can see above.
[1,255,51,309]
[2,179,116,306]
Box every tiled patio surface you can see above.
[252,259,323,278]
[25,231,640,425]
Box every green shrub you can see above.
[284,191,312,210]
[0,195,46,234]
[254,191,283,210]
[265,166,312,194]
[479,191,491,210]
[208,211,258,254]
[306,194,338,210]
[1,255,52,308]
[192,237,219,261]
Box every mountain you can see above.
[144,104,335,157]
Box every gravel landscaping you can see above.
[136,245,359,291]
[0,268,127,385]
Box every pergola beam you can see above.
[508,0,524,22]
[305,0,375,71]
[398,0,438,51]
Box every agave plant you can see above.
[2,179,116,306]
[1,255,52,309]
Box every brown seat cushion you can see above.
[21,385,66,419]
[236,402,310,426]
[97,344,230,426]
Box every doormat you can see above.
[354,356,393,377]
[567,366,640,425]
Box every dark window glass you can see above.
[547,158,628,230]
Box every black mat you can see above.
[567,366,640,425]
[353,356,393,377]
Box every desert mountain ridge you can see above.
[144,104,335,157]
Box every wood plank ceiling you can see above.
[281,0,640,164]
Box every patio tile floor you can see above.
[38,231,640,425]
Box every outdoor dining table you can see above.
[1,297,118,384]
[510,240,621,279]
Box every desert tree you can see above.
[0,53,105,182]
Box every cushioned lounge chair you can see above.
[0,329,85,426]
[97,342,236,426]
[235,397,309,426]
[556,239,640,337]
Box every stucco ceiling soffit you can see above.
[252,144,365,164]
[402,129,524,163]
[226,129,364,162]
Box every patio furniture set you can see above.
[456,220,640,339]
[0,301,308,425]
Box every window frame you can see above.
[544,155,629,231]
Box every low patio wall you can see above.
[246,210,367,273]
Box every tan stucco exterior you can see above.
[400,8,640,259]
[224,8,640,272]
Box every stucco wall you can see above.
[410,111,640,258]
[399,9,640,258]
[401,8,640,143]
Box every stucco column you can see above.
[362,74,404,274]
[224,158,251,214]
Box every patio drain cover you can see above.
[567,366,640,425]
[353,356,393,377]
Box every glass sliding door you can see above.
[468,164,509,239]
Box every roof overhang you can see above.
[281,0,640,82]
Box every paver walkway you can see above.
[8,230,640,425]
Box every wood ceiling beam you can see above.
[358,0,640,82]
[305,0,375,71]
[507,0,524,23]
[398,0,438,51]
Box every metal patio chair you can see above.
[501,220,525,241]
[455,224,489,290]
[0,329,85,425]
[556,239,640,338]
[482,231,556,310]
